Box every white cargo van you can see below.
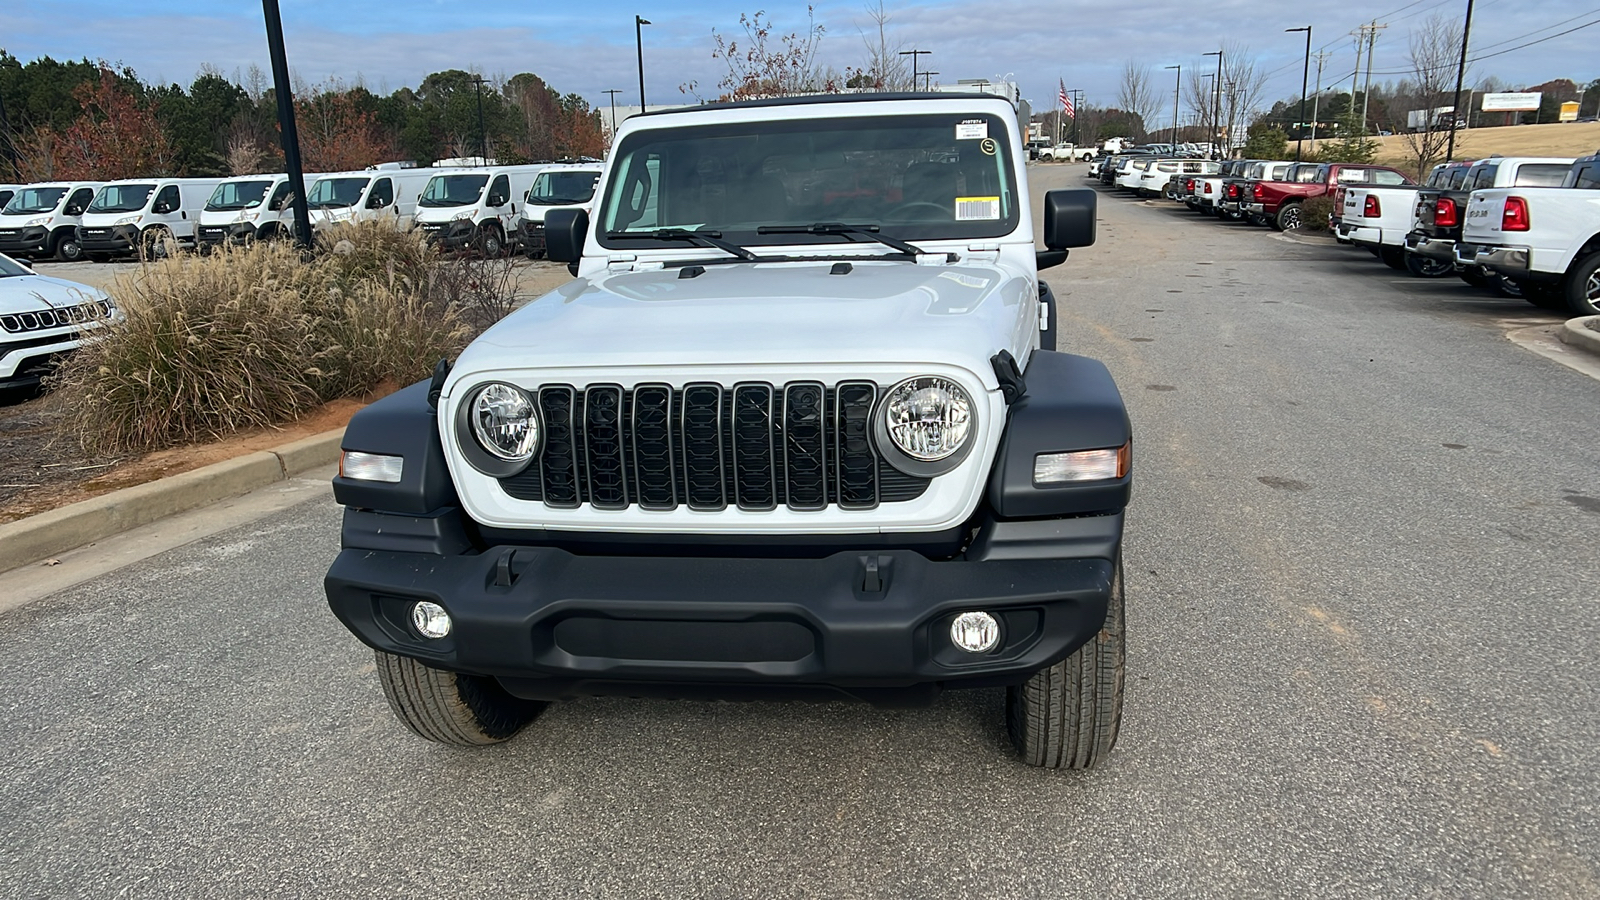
[197,173,292,249]
[413,164,547,255]
[0,182,103,261]
[79,178,223,259]
[516,163,603,258]
[306,168,435,232]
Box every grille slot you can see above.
[498,382,932,510]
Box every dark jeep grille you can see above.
[499,381,930,511]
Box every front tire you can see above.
[376,650,547,746]
[1007,559,1125,769]
[52,231,84,262]
[1563,250,1600,316]
[474,224,505,258]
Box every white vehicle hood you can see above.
[0,273,108,313]
[446,258,1034,393]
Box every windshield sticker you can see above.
[956,120,988,141]
[979,138,998,156]
[938,271,992,290]
[954,196,1001,221]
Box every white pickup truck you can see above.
[1039,143,1095,162]
[1458,151,1600,314]
[1336,180,1436,275]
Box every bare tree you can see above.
[1395,13,1463,178]
[710,7,828,100]
[1117,61,1157,140]
[852,1,911,91]
[1219,43,1269,155]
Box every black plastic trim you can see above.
[333,381,461,516]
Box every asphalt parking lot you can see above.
[3,165,1598,898]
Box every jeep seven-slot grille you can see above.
[499,382,931,511]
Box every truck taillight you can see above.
[1252,183,1264,200]
[1433,197,1458,228]
[1203,182,1212,194]
[1363,194,1380,218]
[1185,178,1194,191]
[1225,183,1239,199]
[1501,196,1530,232]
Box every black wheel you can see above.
[1380,246,1408,270]
[1459,267,1490,289]
[1520,280,1566,311]
[474,224,505,258]
[375,650,547,746]
[1563,250,1600,316]
[140,228,174,261]
[1404,253,1453,278]
[1274,203,1302,232]
[52,231,84,262]
[1491,273,1523,299]
[1007,558,1125,769]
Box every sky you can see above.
[3,0,1596,128]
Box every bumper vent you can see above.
[500,382,930,511]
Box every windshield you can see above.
[3,187,67,215]
[206,180,273,211]
[306,177,370,209]
[530,171,601,205]
[418,174,489,208]
[89,184,156,214]
[599,112,1018,250]
[0,254,31,277]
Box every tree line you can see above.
[0,51,607,182]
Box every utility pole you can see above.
[922,71,939,92]
[1286,27,1312,162]
[1445,0,1474,161]
[899,49,931,91]
[1309,51,1331,146]
[469,75,489,164]
[1164,65,1181,149]
[635,16,651,111]
[261,0,312,249]
[1361,21,1387,134]
[1203,50,1224,158]
[602,89,622,141]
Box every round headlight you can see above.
[469,382,539,461]
[881,376,974,463]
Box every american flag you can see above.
[1059,80,1075,118]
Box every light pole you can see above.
[1445,0,1474,161]
[1072,89,1083,146]
[1164,65,1181,149]
[1200,74,1214,152]
[602,89,622,145]
[261,0,311,248]
[899,49,931,91]
[469,74,489,164]
[922,71,939,92]
[1286,27,1312,162]
[635,16,651,111]
[1203,49,1223,157]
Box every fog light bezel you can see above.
[949,611,1002,654]
[410,601,453,639]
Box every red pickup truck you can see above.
[1242,162,1414,230]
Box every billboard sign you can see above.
[1560,101,1580,123]
[1481,92,1542,112]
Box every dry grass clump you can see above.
[52,221,513,454]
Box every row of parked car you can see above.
[0,161,604,264]
[1088,147,1600,317]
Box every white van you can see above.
[413,164,548,255]
[0,182,103,261]
[79,178,224,259]
[306,168,435,232]
[197,173,295,249]
[516,163,603,258]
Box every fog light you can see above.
[950,611,1000,654]
[411,601,452,639]
[341,451,404,483]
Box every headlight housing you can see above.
[25,216,50,227]
[455,382,540,477]
[874,375,976,477]
[113,215,141,227]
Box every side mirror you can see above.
[487,194,507,207]
[545,207,588,269]
[367,196,386,209]
[152,202,172,215]
[64,205,83,216]
[1042,188,1096,251]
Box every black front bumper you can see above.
[419,220,475,250]
[197,223,256,248]
[0,226,50,255]
[520,220,546,253]
[325,512,1121,704]
[79,225,137,253]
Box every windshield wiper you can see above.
[757,223,928,257]
[605,227,764,262]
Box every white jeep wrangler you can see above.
[324,93,1132,769]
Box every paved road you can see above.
[4,165,1599,899]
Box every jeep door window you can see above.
[207,180,273,211]
[418,174,489,208]
[88,183,156,214]
[307,177,370,209]
[4,187,67,215]
[529,171,601,205]
[599,112,1018,250]
[1514,164,1570,187]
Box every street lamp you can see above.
[1286,27,1312,162]
[1164,65,1181,149]
[636,16,651,110]
[602,88,622,142]
[899,49,931,91]
[1203,49,1224,158]
[1445,0,1475,161]
[261,0,311,248]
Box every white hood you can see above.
[0,272,109,314]
[447,258,1035,394]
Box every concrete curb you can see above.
[0,427,345,576]
[1558,316,1600,357]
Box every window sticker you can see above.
[979,137,998,156]
[955,119,988,140]
[954,196,1001,221]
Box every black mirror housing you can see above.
[545,208,588,264]
[487,194,507,208]
[152,203,171,215]
[1042,189,1096,249]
